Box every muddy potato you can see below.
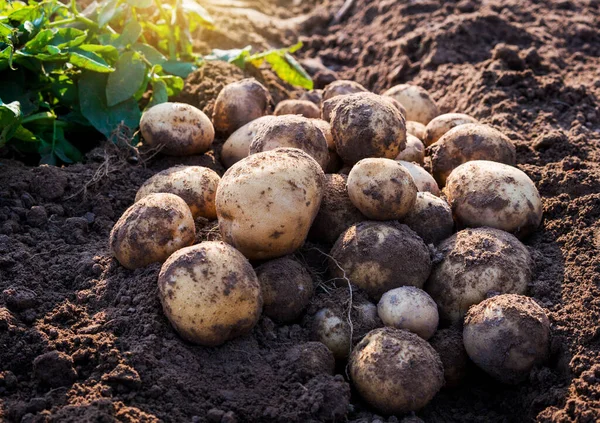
[382,96,407,118]
[463,294,550,384]
[216,148,325,260]
[140,102,214,156]
[320,96,344,122]
[406,120,426,141]
[445,160,543,237]
[312,119,342,172]
[274,99,320,119]
[383,84,440,125]
[110,193,195,270]
[403,192,453,244]
[221,116,277,168]
[322,79,368,101]
[429,124,516,186]
[429,328,468,388]
[350,328,444,414]
[158,241,262,346]
[425,227,532,324]
[347,158,417,220]
[423,113,478,147]
[212,78,272,136]
[135,166,220,219]
[299,89,323,107]
[396,134,425,165]
[397,161,440,196]
[311,308,352,359]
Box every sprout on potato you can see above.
[423,113,478,147]
[322,80,367,101]
[383,84,440,125]
[396,134,425,165]
[221,116,277,168]
[402,192,454,245]
[397,160,440,196]
[274,99,320,119]
[406,120,426,141]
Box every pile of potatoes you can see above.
[108,76,550,417]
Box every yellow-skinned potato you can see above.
[382,84,439,124]
[397,161,440,196]
[396,134,425,165]
[402,192,454,245]
[140,102,214,156]
[382,96,407,118]
[135,166,220,219]
[274,99,320,119]
[429,124,516,186]
[221,116,277,168]
[347,158,417,220]
[158,241,262,346]
[406,121,426,141]
[425,227,532,324]
[110,193,195,269]
[463,294,550,384]
[216,148,325,260]
[445,160,543,237]
[423,113,478,146]
[322,80,367,101]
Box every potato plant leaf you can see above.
[147,79,168,109]
[161,60,196,78]
[0,98,22,147]
[247,42,313,90]
[106,51,147,106]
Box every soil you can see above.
[1,0,600,422]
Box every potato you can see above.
[322,79,367,101]
[402,192,453,244]
[212,78,272,136]
[331,92,406,164]
[110,193,195,270]
[320,96,343,123]
[221,116,277,168]
[428,123,516,186]
[395,134,425,165]
[382,96,407,118]
[425,227,532,324]
[347,158,417,220]
[135,166,220,219]
[423,113,478,146]
[309,174,365,244]
[158,241,262,346]
[382,84,439,124]
[349,328,444,414]
[140,102,214,156]
[397,160,440,196]
[216,148,325,260]
[249,115,329,170]
[463,294,550,384]
[298,89,323,107]
[445,160,543,237]
[330,221,431,300]
[312,119,334,150]
[377,286,439,340]
[406,120,426,141]
[429,328,468,388]
[274,99,320,119]
[255,257,314,323]
[311,308,351,359]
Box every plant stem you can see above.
[153,0,177,60]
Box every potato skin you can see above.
[135,166,220,219]
[321,96,344,123]
[445,160,543,237]
[349,327,444,414]
[406,121,426,141]
[402,192,454,245]
[397,161,440,196]
[140,102,214,156]
[425,227,532,324]
[429,124,516,186]
[429,328,468,388]
[463,294,550,384]
[383,84,439,124]
[311,308,351,359]
[221,116,277,168]
[396,134,425,165]
[110,193,195,270]
[311,119,334,150]
[158,241,262,346]
[274,99,320,119]
[423,113,478,147]
[216,148,325,260]
[322,80,367,101]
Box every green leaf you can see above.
[51,28,87,48]
[0,98,22,147]
[127,0,153,8]
[69,50,115,72]
[157,75,184,97]
[13,125,37,142]
[180,0,215,29]
[133,43,167,65]
[78,44,119,63]
[247,43,313,90]
[98,0,119,27]
[162,60,196,78]
[147,79,167,109]
[106,51,146,107]
[113,20,142,49]
[23,28,54,53]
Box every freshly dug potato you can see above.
[216,148,325,260]
[312,119,334,150]
[383,84,439,124]
[397,161,440,196]
[402,192,453,244]
[330,221,431,300]
[110,193,195,270]
[274,99,320,119]
[158,241,262,346]
[463,294,550,384]
[249,115,329,170]
[140,102,214,156]
[382,96,407,118]
[255,257,314,323]
[423,113,478,146]
[320,96,344,123]
[322,79,368,101]
[311,308,351,359]
[406,120,426,141]
[396,134,425,164]
[299,89,323,107]
[377,286,439,340]
[349,328,444,414]
[309,174,365,244]
[429,124,516,186]
[331,93,406,164]
[212,78,272,136]
[221,116,277,168]
[429,328,468,388]
[135,166,220,219]
[425,227,532,324]
[347,158,417,220]
[445,160,543,237]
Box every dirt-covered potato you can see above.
[349,328,444,414]
[330,221,431,300]
[298,89,323,107]
[320,96,344,122]
[221,116,277,168]
[347,158,417,220]
[397,160,440,196]
[402,192,453,244]
[322,79,367,101]
[445,160,543,237]
[423,113,478,146]
[135,166,220,219]
[110,193,195,270]
[425,227,532,324]
[249,115,329,170]
[140,102,214,156]
[463,294,550,384]
[331,93,406,164]
[383,84,440,124]
[382,96,407,118]
[212,78,273,136]
[216,148,325,260]
[274,99,320,119]
[396,134,425,165]
[255,257,314,323]
[311,308,351,359]
[428,124,516,186]
[406,121,426,141]
[158,241,262,346]
[312,119,334,150]
[377,286,439,340]
[309,174,365,244]
[429,328,468,388]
